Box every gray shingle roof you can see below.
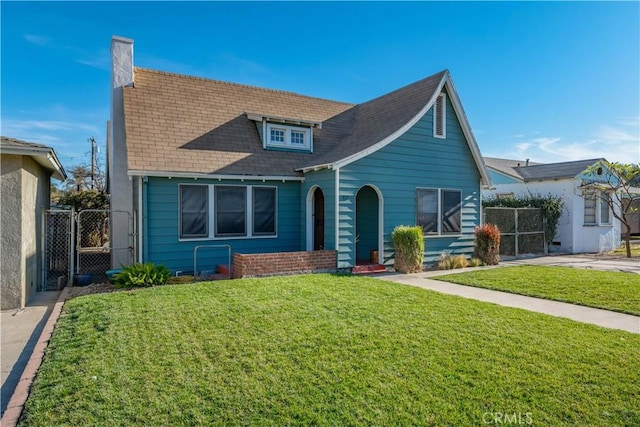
[1,136,67,180]
[485,156,605,182]
[122,68,448,176]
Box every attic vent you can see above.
[434,93,446,138]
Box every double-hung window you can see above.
[215,186,247,237]
[584,189,612,226]
[180,185,208,239]
[416,188,462,235]
[253,187,276,235]
[179,184,277,240]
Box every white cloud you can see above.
[24,34,49,46]
[75,48,111,71]
[492,131,639,164]
[616,116,640,127]
[22,34,110,71]
[2,119,99,133]
[1,113,105,164]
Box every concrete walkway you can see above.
[375,255,640,334]
[1,291,60,417]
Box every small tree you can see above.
[579,162,640,258]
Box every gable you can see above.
[488,169,521,184]
[306,75,491,187]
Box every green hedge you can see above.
[392,226,424,273]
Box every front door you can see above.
[313,188,325,250]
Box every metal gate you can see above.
[42,209,134,288]
[484,207,546,257]
[42,209,74,291]
[76,210,134,284]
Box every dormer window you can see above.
[270,128,285,144]
[266,124,311,150]
[433,93,446,139]
[246,113,321,153]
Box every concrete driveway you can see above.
[500,254,640,274]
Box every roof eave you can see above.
[307,72,493,187]
[329,71,450,171]
[445,77,492,187]
[295,163,334,173]
[128,170,305,182]
[1,145,67,181]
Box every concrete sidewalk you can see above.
[1,291,60,417]
[375,269,640,334]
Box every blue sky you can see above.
[2,1,639,170]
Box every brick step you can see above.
[351,264,387,274]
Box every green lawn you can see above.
[437,266,640,315]
[21,275,639,426]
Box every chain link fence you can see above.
[43,209,134,287]
[484,207,546,257]
[42,209,74,291]
[76,210,133,284]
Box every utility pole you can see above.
[90,137,96,190]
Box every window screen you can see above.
[584,190,596,224]
[215,186,246,236]
[416,189,438,234]
[600,192,611,224]
[180,185,208,238]
[441,190,462,234]
[253,187,276,235]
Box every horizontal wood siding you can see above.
[144,177,302,273]
[301,168,336,250]
[340,89,481,266]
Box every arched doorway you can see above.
[312,187,324,250]
[355,185,380,263]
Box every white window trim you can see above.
[416,187,462,236]
[178,184,211,239]
[433,93,447,139]
[178,184,278,241]
[583,189,613,226]
[265,123,312,151]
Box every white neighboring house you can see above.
[483,157,621,254]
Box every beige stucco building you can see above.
[1,137,66,309]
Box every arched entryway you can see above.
[355,185,381,264]
[306,187,325,251]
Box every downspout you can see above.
[335,167,340,267]
[41,208,45,291]
[138,176,143,263]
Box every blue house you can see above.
[109,36,491,275]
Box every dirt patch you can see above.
[66,283,122,299]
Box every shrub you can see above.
[469,258,484,267]
[112,262,171,288]
[392,226,424,273]
[483,193,564,246]
[437,253,469,270]
[474,224,501,265]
